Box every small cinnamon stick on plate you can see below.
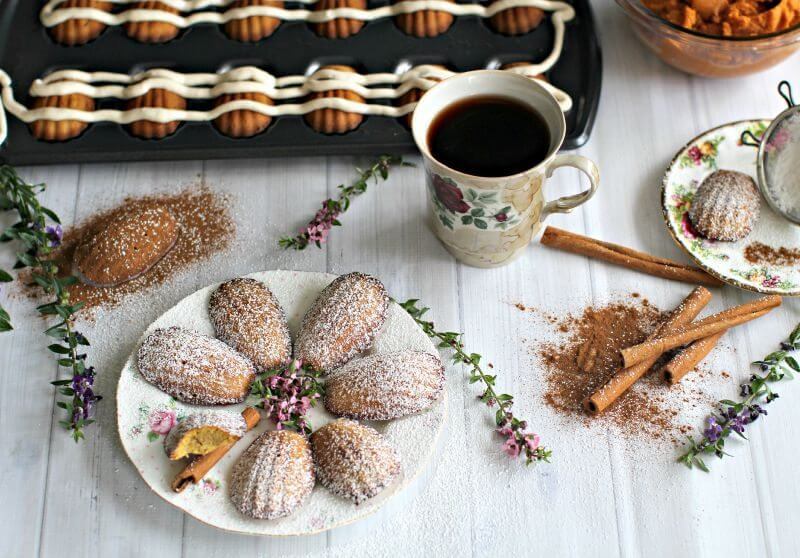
[621,295,781,368]
[171,406,261,493]
[583,286,712,414]
[661,331,725,384]
[540,226,724,287]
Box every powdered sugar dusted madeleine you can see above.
[49,0,112,45]
[223,0,283,41]
[230,430,315,519]
[311,0,367,38]
[213,92,274,138]
[294,272,389,373]
[164,410,247,460]
[137,326,256,405]
[73,204,178,287]
[29,93,95,142]
[324,350,444,420]
[310,419,401,504]
[124,1,181,43]
[209,277,291,372]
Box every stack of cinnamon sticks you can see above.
[583,288,781,415]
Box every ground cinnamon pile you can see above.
[523,298,713,443]
[744,242,800,267]
[32,185,234,312]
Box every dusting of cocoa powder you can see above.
[27,185,233,312]
[744,242,800,267]
[522,299,715,443]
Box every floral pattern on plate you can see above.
[662,119,800,295]
[428,173,520,231]
[128,398,186,442]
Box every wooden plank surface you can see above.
[2,0,800,555]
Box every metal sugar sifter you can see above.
[741,81,800,226]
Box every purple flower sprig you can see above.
[679,322,800,472]
[279,155,413,250]
[0,164,99,442]
[250,359,324,435]
[399,298,551,465]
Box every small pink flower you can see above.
[200,479,218,495]
[680,213,699,239]
[148,409,176,435]
[503,437,521,458]
[687,145,702,164]
[494,212,508,223]
[763,276,780,288]
[524,433,540,451]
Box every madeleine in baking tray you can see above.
[500,61,548,81]
[49,0,113,46]
[394,0,454,38]
[29,93,95,142]
[294,271,389,372]
[230,430,315,520]
[489,1,545,35]
[124,1,182,43]
[324,350,445,420]
[397,67,444,127]
[126,88,187,139]
[304,65,366,135]
[212,92,274,138]
[311,0,367,39]
[223,0,283,42]
[209,277,292,371]
[310,419,401,504]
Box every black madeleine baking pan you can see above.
[0,0,601,165]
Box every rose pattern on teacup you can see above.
[428,172,521,231]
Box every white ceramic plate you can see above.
[117,270,446,536]
[662,119,800,296]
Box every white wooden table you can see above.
[2,1,800,555]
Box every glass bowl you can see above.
[616,0,800,77]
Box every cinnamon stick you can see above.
[171,406,261,493]
[540,226,724,287]
[661,331,726,384]
[621,295,781,368]
[583,286,712,414]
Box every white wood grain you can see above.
[2,0,800,555]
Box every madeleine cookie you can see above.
[163,410,247,460]
[304,65,365,135]
[29,94,95,142]
[126,88,186,139]
[394,0,454,37]
[49,0,112,46]
[223,0,283,41]
[398,68,444,127]
[74,203,178,287]
[689,170,761,241]
[209,277,292,371]
[489,1,544,35]
[230,430,315,520]
[213,93,274,138]
[294,272,389,373]
[311,0,367,38]
[124,1,181,43]
[137,326,256,405]
[311,419,401,504]
[325,350,445,420]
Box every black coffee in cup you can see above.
[427,95,551,177]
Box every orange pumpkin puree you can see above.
[643,0,800,36]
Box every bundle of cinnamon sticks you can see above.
[583,288,781,415]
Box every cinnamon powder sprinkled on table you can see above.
[744,242,800,267]
[517,299,716,443]
[26,185,234,312]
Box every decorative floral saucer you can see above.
[117,270,446,536]
[662,119,800,296]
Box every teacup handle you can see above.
[541,154,600,218]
